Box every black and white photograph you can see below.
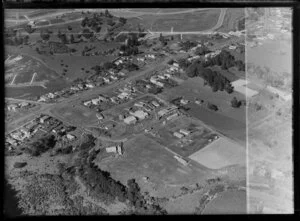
[3,1,296,216]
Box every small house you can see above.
[173,131,184,139]
[124,116,137,125]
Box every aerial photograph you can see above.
[3,7,289,215]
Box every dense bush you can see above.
[14,162,27,168]
[26,135,57,156]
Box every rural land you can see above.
[3,8,292,215]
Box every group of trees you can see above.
[40,29,51,41]
[179,40,198,51]
[231,97,245,108]
[186,61,234,93]
[120,33,140,56]
[26,135,57,156]
[203,50,245,71]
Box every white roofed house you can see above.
[124,115,137,124]
[179,129,191,136]
[173,131,184,139]
[66,134,76,141]
[83,100,92,106]
[151,101,160,107]
[130,110,148,120]
[91,98,101,105]
[7,104,18,112]
[96,113,104,120]
[85,83,95,88]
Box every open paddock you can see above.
[94,134,209,191]
[189,137,246,169]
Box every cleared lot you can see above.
[189,137,245,169]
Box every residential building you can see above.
[40,115,50,123]
[124,116,137,124]
[85,83,94,88]
[158,106,177,117]
[7,104,18,111]
[167,113,179,121]
[66,134,76,141]
[179,129,191,136]
[83,100,92,106]
[151,101,160,107]
[96,113,104,120]
[173,131,184,139]
[130,110,148,120]
[19,102,29,108]
[91,98,101,105]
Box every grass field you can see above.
[50,104,99,127]
[126,9,220,32]
[202,190,246,214]
[159,77,246,141]
[216,8,245,32]
[189,137,246,169]
[94,134,209,189]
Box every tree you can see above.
[231,97,242,108]
[70,34,75,44]
[119,17,126,24]
[40,30,50,41]
[103,61,115,70]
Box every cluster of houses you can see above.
[121,99,161,125]
[5,114,77,151]
[83,84,138,113]
[6,101,32,112]
[135,53,156,63]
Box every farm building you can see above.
[124,116,137,125]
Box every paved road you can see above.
[116,8,228,40]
